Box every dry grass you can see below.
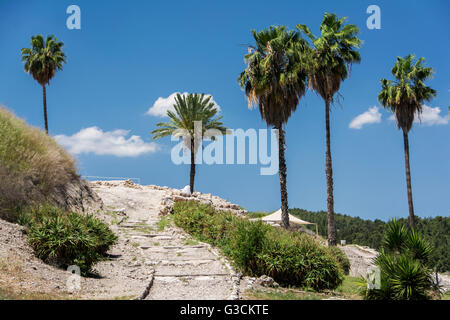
[0,106,77,221]
[0,255,73,300]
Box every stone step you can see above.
[142,251,217,261]
[146,277,233,300]
[155,273,230,278]
[152,259,227,276]
[130,233,169,238]
[145,258,216,267]
[133,235,174,241]
[140,245,208,250]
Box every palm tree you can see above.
[238,26,308,228]
[378,55,436,229]
[297,13,362,245]
[152,93,227,193]
[21,35,66,134]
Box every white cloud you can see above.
[146,92,221,117]
[349,106,382,129]
[54,127,158,157]
[388,104,448,126]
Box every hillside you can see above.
[0,106,102,219]
[290,208,449,272]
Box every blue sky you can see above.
[0,0,449,220]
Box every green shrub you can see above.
[19,204,117,275]
[327,246,351,275]
[257,228,343,290]
[173,201,343,291]
[173,201,237,245]
[228,219,271,275]
[362,219,436,300]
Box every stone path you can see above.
[90,181,237,300]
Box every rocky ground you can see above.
[88,180,245,300]
[1,179,448,299]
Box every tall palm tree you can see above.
[378,55,436,229]
[238,26,308,228]
[21,35,66,134]
[152,93,227,193]
[297,13,362,245]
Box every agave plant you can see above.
[364,219,435,300]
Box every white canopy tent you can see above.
[250,209,318,236]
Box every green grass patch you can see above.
[133,226,154,233]
[244,288,322,300]
[442,291,450,300]
[157,215,172,231]
[335,276,365,299]
[184,238,199,246]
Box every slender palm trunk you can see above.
[402,129,415,229]
[277,124,289,229]
[325,99,337,246]
[42,85,48,134]
[189,139,196,194]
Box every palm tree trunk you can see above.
[277,124,289,229]
[402,129,415,229]
[189,139,196,194]
[325,99,337,246]
[42,85,48,134]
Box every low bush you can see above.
[18,204,117,275]
[257,228,343,290]
[173,201,343,290]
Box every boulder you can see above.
[180,185,191,197]
[254,275,279,288]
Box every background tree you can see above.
[21,34,66,134]
[378,55,436,229]
[290,207,449,273]
[152,93,227,193]
[238,26,308,228]
[297,13,362,245]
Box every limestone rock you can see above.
[254,275,279,288]
[180,185,191,197]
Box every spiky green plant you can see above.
[238,25,309,228]
[382,218,408,254]
[378,55,436,228]
[151,93,227,192]
[364,219,435,300]
[21,35,66,134]
[297,13,362,245]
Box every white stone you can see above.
[180,185,191,196]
